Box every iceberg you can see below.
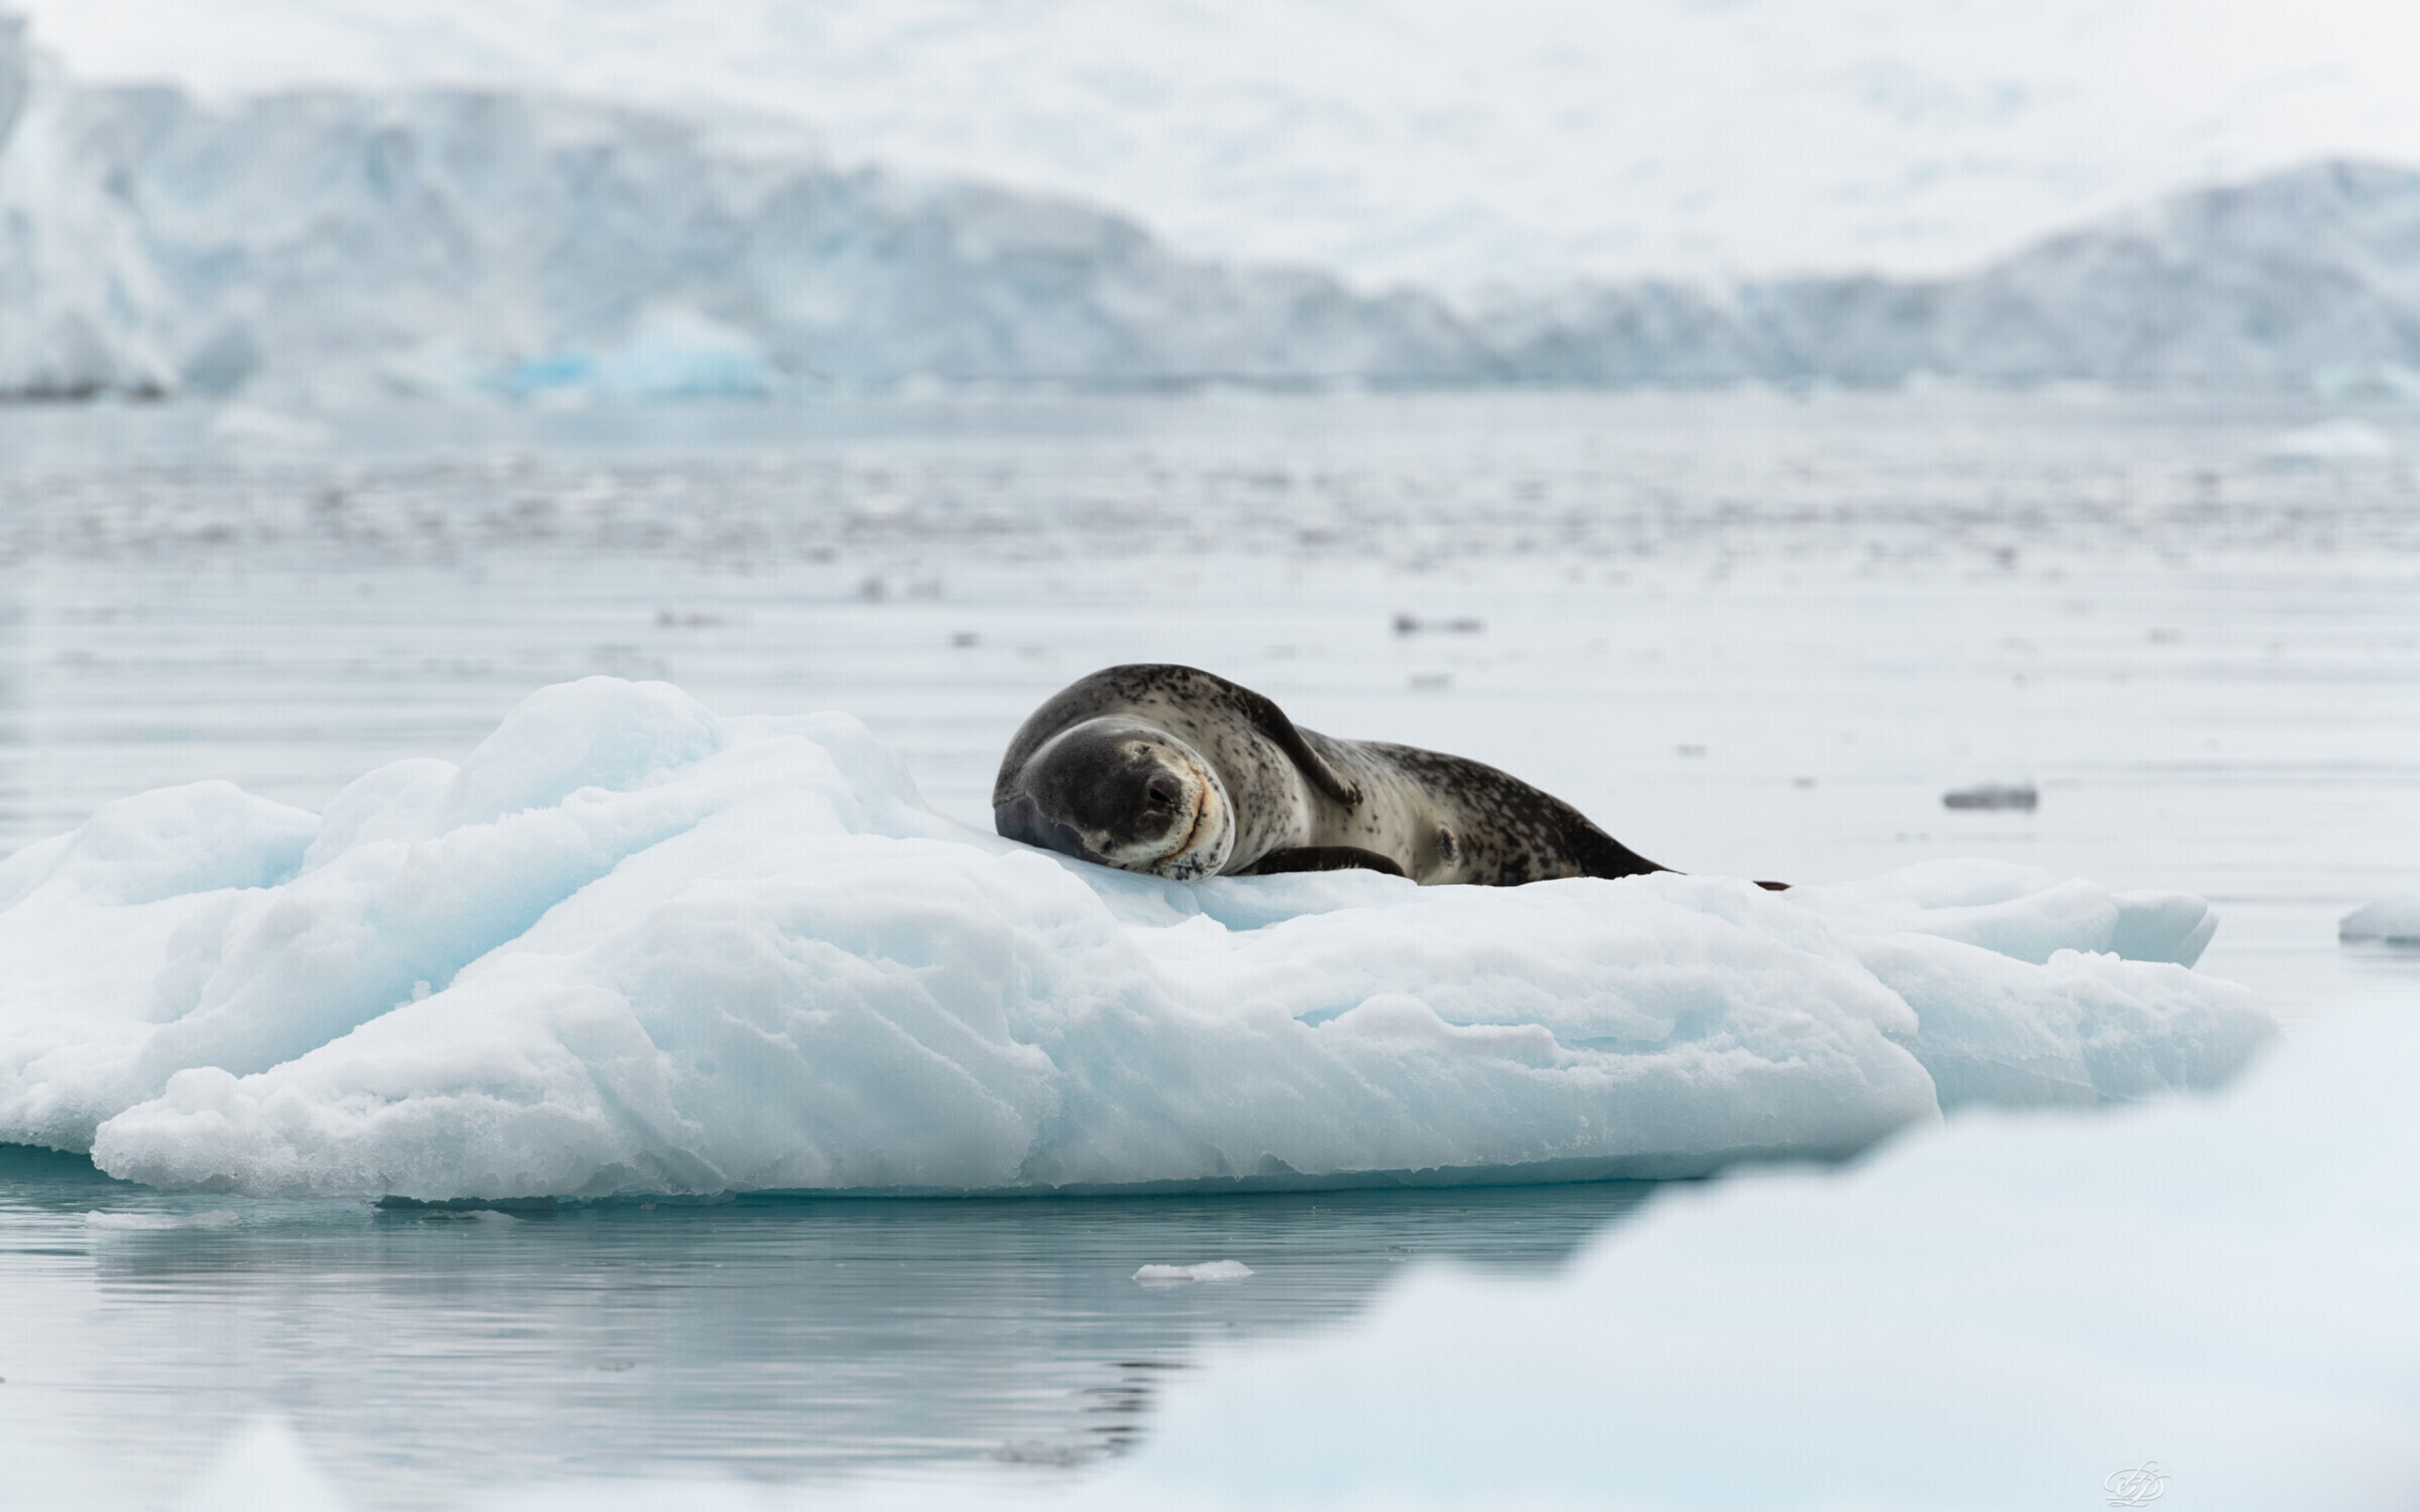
[0,678,2272,1201]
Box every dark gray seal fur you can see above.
[992,663,1702,886]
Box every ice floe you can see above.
[2341,895,2420,945]
[0,678,2273,1200]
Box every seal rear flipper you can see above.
[1564,815,1668,881]
[1235,847,1407,878]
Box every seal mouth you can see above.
[1149,773,1223,880]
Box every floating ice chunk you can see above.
[0,679,2272,1199]
[1134,1261,1253,1285]
[2341,896,2420,945]
[1940,782,2035,811]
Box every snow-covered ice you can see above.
[2341,895,2420,944]
[0,677,2271,1201]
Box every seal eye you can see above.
[1144,772,1184,810]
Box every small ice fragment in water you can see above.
[1943,783,2037,811]
[1135,1261,1253,1285]
[84,1210,240,1230]
[2340,896,2420,946]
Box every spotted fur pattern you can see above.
[993,664,1669,885]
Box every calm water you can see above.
[0,1143,1650,1508]
[0,388,2415,1504]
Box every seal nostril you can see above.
[1146,773,1183,808]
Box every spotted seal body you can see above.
[992,663,1687,886]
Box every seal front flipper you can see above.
[1223,683,1362,808]
[1236,847,1407,878]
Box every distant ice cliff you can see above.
[3,14,2418,402]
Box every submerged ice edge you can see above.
[0,678,2273,1201]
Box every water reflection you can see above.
[0,1143,1651,1507]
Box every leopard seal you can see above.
[993,663,1770,887]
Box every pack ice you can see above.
[0,679,2272,1200]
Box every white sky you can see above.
[20,0,2420,290]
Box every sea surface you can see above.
[1,388,2414,1507]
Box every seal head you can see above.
[993,716,1236,880]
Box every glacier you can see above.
[0,677,2272,1201]
[0,14,1477,405]
[4,14,2420,402]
